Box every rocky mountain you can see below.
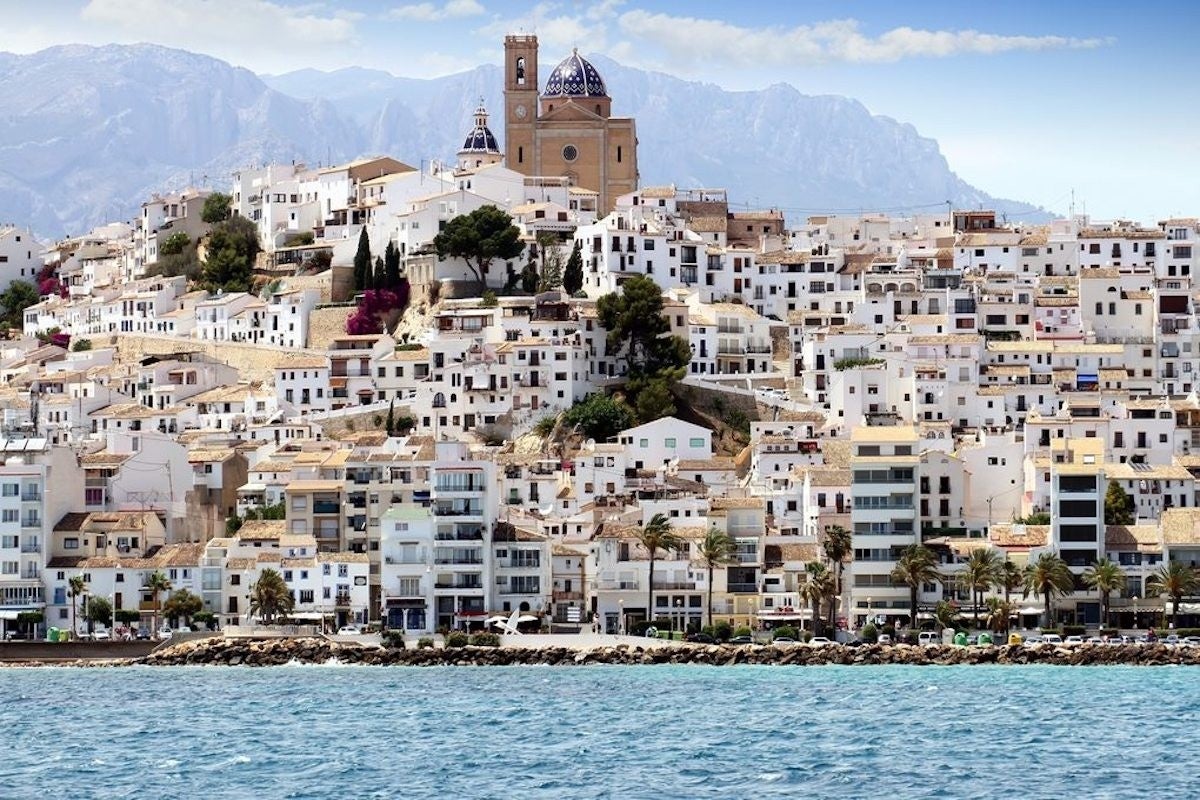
[0,44,1044,238]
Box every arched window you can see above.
[433,392,446,408]
[516,57,526,85]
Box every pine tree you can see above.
[352,228,371,291]
[520,256,539,294]
[563,240,584,295]
[384,241,401,290]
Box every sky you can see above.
[3,0,1199,221]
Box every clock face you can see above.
[514,104,527,119]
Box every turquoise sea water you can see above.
[0,664,1189,798]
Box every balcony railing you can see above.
[20,543,40,554]
[312,502,340,514]
[553,591,584,601]
[21,491,41,502]
[433,557,483,565]
[727,582,758,593]
[21,517,41,529]
[652,580,696,590]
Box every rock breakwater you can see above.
[136,637,1200,668]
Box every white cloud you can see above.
[73,0,361,72]
[476,1,613,56]
[390,0,485,22]
[616,11,1112,67]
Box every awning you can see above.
[1168,602,1200,614]
[283,612,327,621]
[1017,606,1043,615]
[0,610,21,621]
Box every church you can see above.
[501,34,638,213]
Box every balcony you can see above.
[21,517,41,529]
[21,491,41,502]
[553,591,584,601]
[727,582,758,593]
[312,501,340,514]
[651,580,697,590]
[334,593,352,607]
[433,556,483,565]
[20,542,40,554]
[435,580,483,590]
[432,504,482,517]
[717,344,745,355]
[597,580,640,591]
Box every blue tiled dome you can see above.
[459,100,500,154]
[542,49,607,98]
[461,127,499,153]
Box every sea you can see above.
[0,663,1187,798]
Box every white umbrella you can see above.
[517,615,539,623]
[484,615,508,626]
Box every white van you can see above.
[918,631,940,647]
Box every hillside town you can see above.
[3,35,1200,643]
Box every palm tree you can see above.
[1023,552,1075,628]
[1148,559,1199,629]
[963,549,1002,624]
[999,559,1023,603]
[985,597,1015,635]
[889,545,941,631]
[635,514,683,627]
[250,568,295,624]
[696,525,736,628]
[1082,557,1126,629]
[67,574,87,640]
[821,525,852,631]
[801,561,835,634]
[145,570,172,635]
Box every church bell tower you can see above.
[503,35,538,175]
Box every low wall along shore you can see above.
[97,637,1200,668]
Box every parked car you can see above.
[92,629,111,641]
[175,626,193,635]
[876,634,893,645]
[1063,635,1084,646]
[918,632,940,647]
[157,626,172,640]
[1041,633,1064,645]
[685,632,715,644]
[772,637,797,644]
[1085,636,1104,645]
[1164,634,1180,646]
[728,635,754,645]
[136,627,151,640]
[1183,636,1200,647]
[337,625,362,636]
[808,637,834,647]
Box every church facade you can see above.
[502,34,637,213]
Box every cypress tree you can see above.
[352,228,371,291]
[384,241,401,289]
[563,240,584,295]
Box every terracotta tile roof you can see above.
[1162,508,1200,545]
[709,497,765,510]
[238,520,286,540]
[989,523,1049,548]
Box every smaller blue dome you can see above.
[543,49,607,98]
[461,127,499,153]
[459,100,501,155]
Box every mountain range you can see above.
[0,43,1046,239]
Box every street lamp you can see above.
[866,596,873,631]
[674,598,683,638]
[618,599,624,636]
[1133,595,1139,632]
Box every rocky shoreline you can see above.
[114,637,1200,668]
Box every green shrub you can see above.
[382,630,406,649]
[469,632,501,647]
[833,356,885,371]
[713,621,732,642]
[881,625,896,639]
[861,623,878,643]
[772,625,798,641]
[445,631,469,648]
[481,290,498,307]
[417,637,435,649]
[733,625,752,638]
[71,338,93,352]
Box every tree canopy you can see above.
[433,205,524,288]
[1104,480,1134,525]
[562,392,634,441]
[163,589,204,625]
[596,275,690,422]
[201,192,232,224]
[200,216,259,293]
[0,281,39,329]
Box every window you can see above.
[338,564,349,577]
[323,564,331,576]
[1,510,18,523]
[1,484,16,496]
[689,437,705,448]
[639,438,648,448]
[664,438,676,448]
[299,589,314,604]
[283,571,293,582]
[561,144,578,162]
